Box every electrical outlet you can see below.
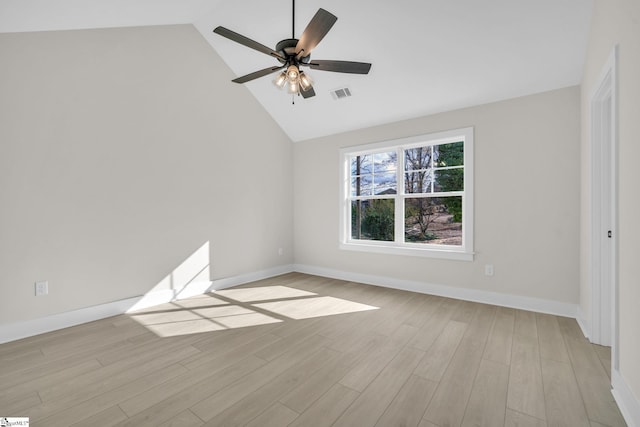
[35,280,48,296]
[484,265,494,277]
[278,247,283,256]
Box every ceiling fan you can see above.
[213,0,371,99]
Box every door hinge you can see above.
[608,230,612,238]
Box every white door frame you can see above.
[589,46,618,369]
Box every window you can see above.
[340,127,473,260]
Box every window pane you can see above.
[351,199,395,241]
[404,196,462,245]
[434,168,464,192]
[351,175,373,196]
[405,171,432,194]
[350,155,371,175]
[434,141,464,167]
[373,152,396,173]
[374,172,397,195]
[405,146,432,171]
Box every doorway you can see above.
[589,46,618,371]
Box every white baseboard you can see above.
[0,297,140,344]
[0,264,295,344]
[612,368,640,427]
[576,305,591,340]
[293,264,578,318]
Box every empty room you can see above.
[1,0,639,426]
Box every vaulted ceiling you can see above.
[0,0,593,141]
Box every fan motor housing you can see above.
[275,39,310,64]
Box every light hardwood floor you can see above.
[0,273,626,426]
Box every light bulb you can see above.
[286,65,300,82]
[273,72,287,89]
[299,72,313,91]
[287,81,299,94]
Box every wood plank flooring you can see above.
[0,272,627,426]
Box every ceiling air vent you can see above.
[331,87,352,100]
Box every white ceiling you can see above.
[0,0,593,142]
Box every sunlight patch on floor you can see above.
[129,304,282,337]
[215,286,317,302]
[129,284,378,337]
[171,294,229,309]
[253,296,379,319]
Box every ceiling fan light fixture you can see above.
[273,71,287,88]
[299,72,313,91]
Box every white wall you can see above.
[294,87,581,308]
[0,25,293,325]
[580,0,640,417]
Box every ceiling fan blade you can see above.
[214,26,285,61]
[232,65,285,84]
[307,60,372,74]
[295,9,337,59]
[300,86,316,99]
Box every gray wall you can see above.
[294,87,581,305]
[0,24,294,324]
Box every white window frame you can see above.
[339,127,474,261]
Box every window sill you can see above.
[340,242,474,261]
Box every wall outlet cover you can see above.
[35,280,48,296]
[484,265,494,277]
